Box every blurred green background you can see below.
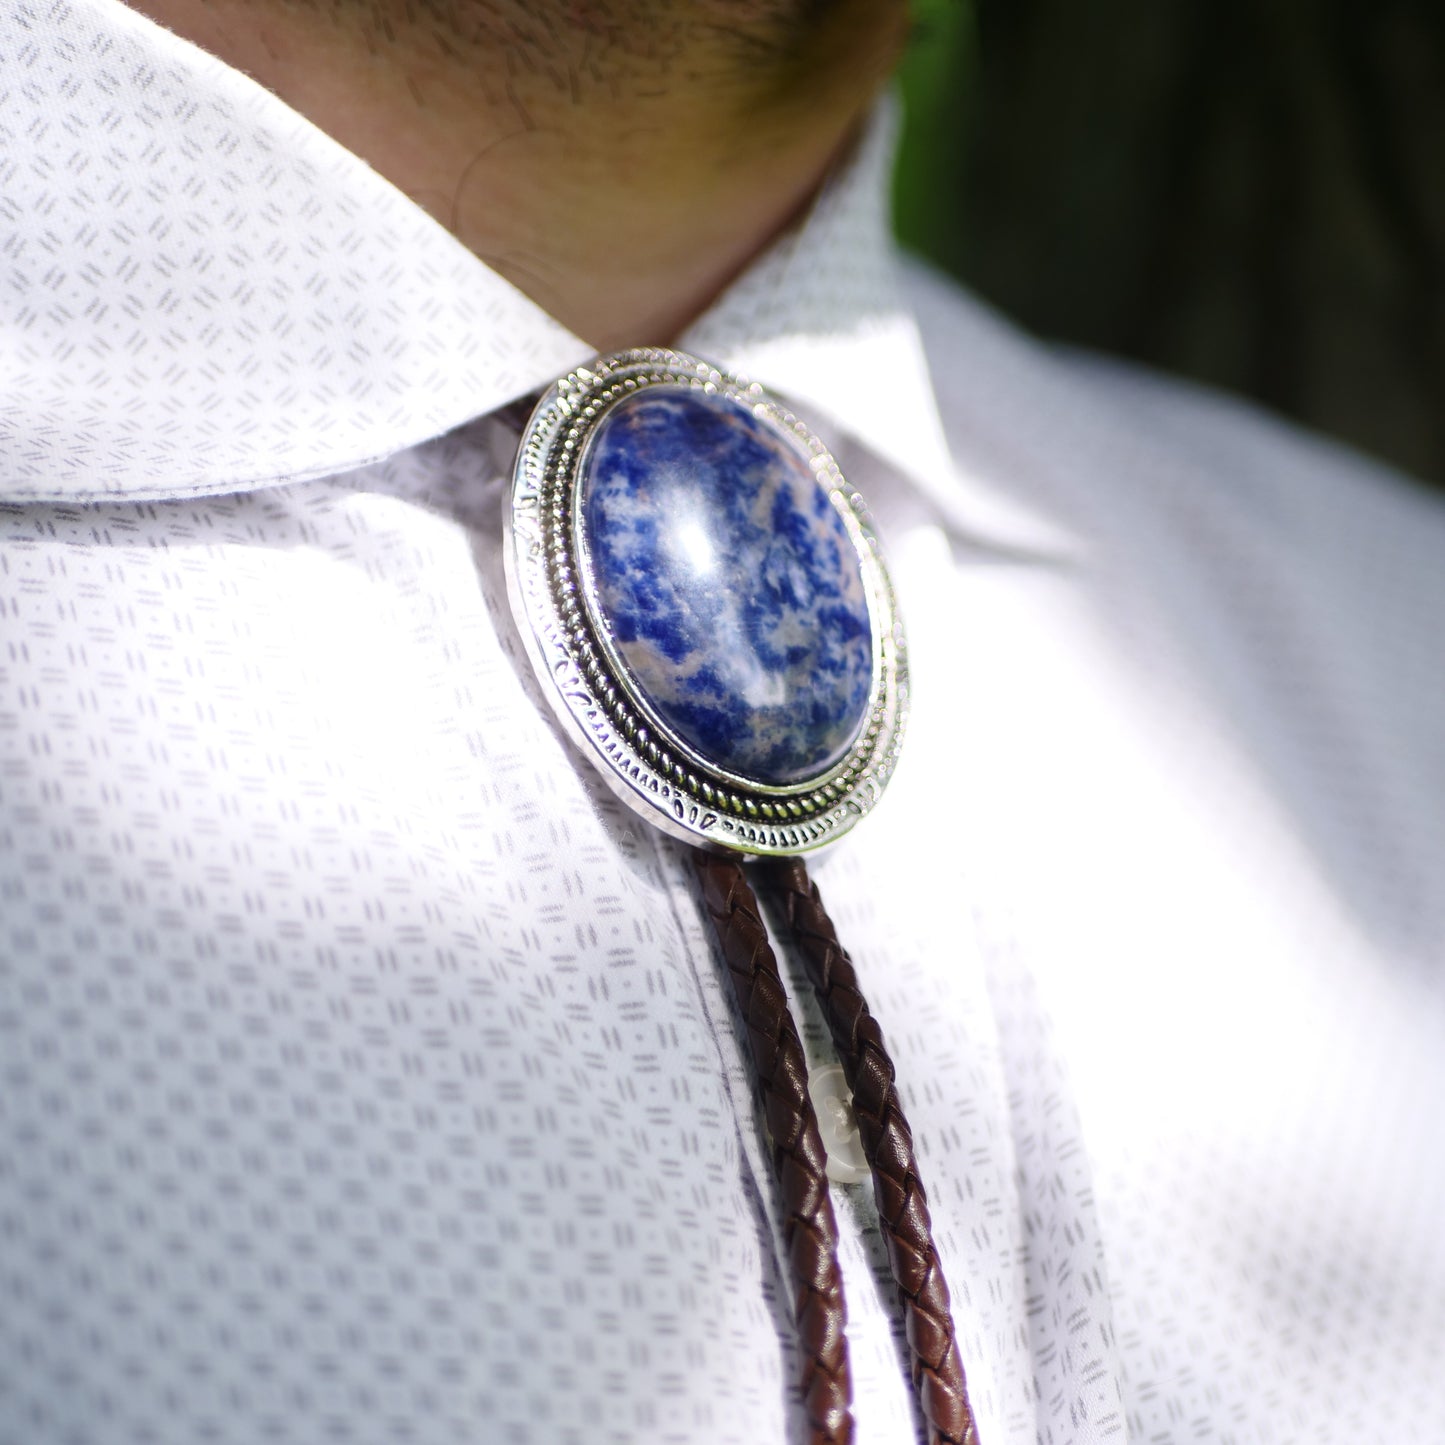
[893,0,1445,490]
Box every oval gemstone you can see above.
[579,387,874,785]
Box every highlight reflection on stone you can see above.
[579,387,873,784]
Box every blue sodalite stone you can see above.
[579,386,874,785]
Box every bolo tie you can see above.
[503,348,979,1445]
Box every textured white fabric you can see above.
[3,3,1444,1444]
[0,0,590,500]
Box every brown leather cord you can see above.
[760,857,980,1445]
[690,849,855,1445]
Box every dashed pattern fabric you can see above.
[0,0,589,501]
[2,3,1443,1444]
[903,264,1445,1445]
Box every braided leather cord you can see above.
[761,857,979,1445]
[690,849,855,1445]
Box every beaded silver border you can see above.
[504,348,907,857]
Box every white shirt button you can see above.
[808,1064,870,1184]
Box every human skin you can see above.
[125,0,910,349]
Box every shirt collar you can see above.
[2,0,954,507]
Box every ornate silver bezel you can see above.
[504,348,908,857]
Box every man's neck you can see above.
[127,0,905,349]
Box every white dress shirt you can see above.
[3,3,1444,1443]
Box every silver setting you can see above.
[504,348,908,857]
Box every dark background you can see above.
[893,0,1445,490]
